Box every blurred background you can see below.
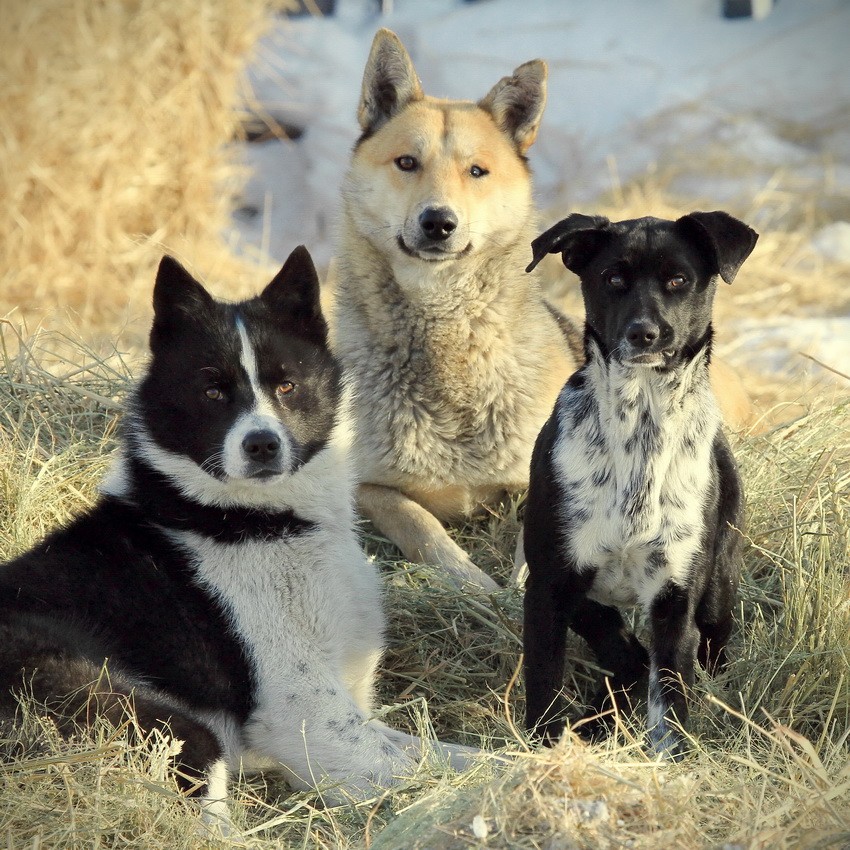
[2,0,849,410]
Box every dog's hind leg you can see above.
[569,598,648,739]
[358,483,500,592]
[696,541,740,675]
[0,621,227,821]
[697,433,744,674]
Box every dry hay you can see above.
[0,0,292,351]
[1,321,848,850]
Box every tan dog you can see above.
[331,29,751,592]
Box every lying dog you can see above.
[331,29,582,593]
[332,29,755,593]
[0,246,474,830]
[521,211,757,757]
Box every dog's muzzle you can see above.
[241,429,285,479]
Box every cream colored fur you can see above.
[332,31,576,591]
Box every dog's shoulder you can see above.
[1,496,176,604]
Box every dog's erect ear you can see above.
[358,29,424,134]
[676,211,759,284]
[479,59,547,154]
[527,214,611,274]
[262,245,327,345]
[152,256,215,325]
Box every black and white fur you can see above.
[0,246,475,829]
[521,211,757,758]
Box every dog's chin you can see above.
[396,235,471,262]
[619,349,677,369]
[223,467,285,485]
[249,469,283,481]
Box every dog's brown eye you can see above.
[276,381,296,397]
[606,272,625,289]
[205,386,224,401]
[470,164,489,178]
[668,275,687,290]
[395,155,418,172]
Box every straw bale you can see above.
[0,0,292,349]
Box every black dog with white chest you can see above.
[522,211,757,758]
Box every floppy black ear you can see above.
[527,214,611,274]
[152,256,215,327]
[478,59,547,154]
[675,211,758,284]
[261,245,327,345]
[357,28,424,134]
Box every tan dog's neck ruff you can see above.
[333,191,574,517]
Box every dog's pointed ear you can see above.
[527,214,611,274]
[262,245,327,345]
[152,256,215,324]
[676,211,758,284]
[479,59,547,154]
[358,29,424,134]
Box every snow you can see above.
[812,221,850,263]
[731,317,850,382]
[228,0,850,383]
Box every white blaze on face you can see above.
[221,318,292,479]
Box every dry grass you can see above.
[2,1,850,847]
[1,326,848,850]
[0,0,287,350]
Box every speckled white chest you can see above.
[553,349,719,610]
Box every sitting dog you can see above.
[521,211,757,757]
[0,246,474,829]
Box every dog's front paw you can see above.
[647,719,688,762]
[446,564,501,594]
[437,547,501,594]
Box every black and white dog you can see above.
[0,246,473,828]
[521,211,757,758]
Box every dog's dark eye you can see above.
[205,386,224,401]
[667,275,687,290]
[606,272,626,289]
[470,164,489,178]
[394,155,418,172]
[276,381,296,397]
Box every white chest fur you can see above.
[172,525,385,705]
[553,349,719,610]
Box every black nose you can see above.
[626,320,660,349]
[419,207,458,241]
[242,430,281,463]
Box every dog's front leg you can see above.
[647,580,699,760]
[245,673,415,804]
[523,568,594,744]
[369,721,484,773]
[569,597,649,738]
[357,483,499,592]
